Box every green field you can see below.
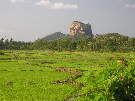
[0,50,134,101]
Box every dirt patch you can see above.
[27,82,37,85]
[49,66,85,101]
[52,67,84,87]
[41,61,56,64]
[98,64,107,67]
[6,82,13,86]
[55,67,81,75]
[52,80,84,87]
[64,67,81,69]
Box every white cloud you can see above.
[35,0,78,9]
[36,0,51,7]
[10,0,24,3]
[53,3,78,9]
[125,4,135,8]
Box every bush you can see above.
[108,73,135,101]
[0,51,5,55]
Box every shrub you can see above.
[108,73,135,101]
[0,51,5,55]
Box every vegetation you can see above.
[0,33,135,52]
[0,50,134,101]
[31,33,135,52]
[0,33,135,100]
[41,32,66,40]
[0,38,32,50]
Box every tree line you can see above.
[0,33,135,52]
[0,38,31,50]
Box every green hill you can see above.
[42,32,66,40]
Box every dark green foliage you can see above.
[0,33,135,52]
[31,33,135,52]
[0,51,4,55]
[104,61,135,101]
[0,38,32,50]
[75,60,135,101]
[109,75,135,101]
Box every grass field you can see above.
[0,50,135,101]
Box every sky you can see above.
[0,0,135,41]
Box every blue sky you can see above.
[0,0,135,41]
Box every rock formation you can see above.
[69,21,93,37]
[42,21,93,40]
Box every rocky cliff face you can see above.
[69,21,93,37]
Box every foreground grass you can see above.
[0,50,134,101]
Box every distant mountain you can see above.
[41,21,93,40]
[42,32,66,40]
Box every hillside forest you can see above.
[0,33,135,52]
